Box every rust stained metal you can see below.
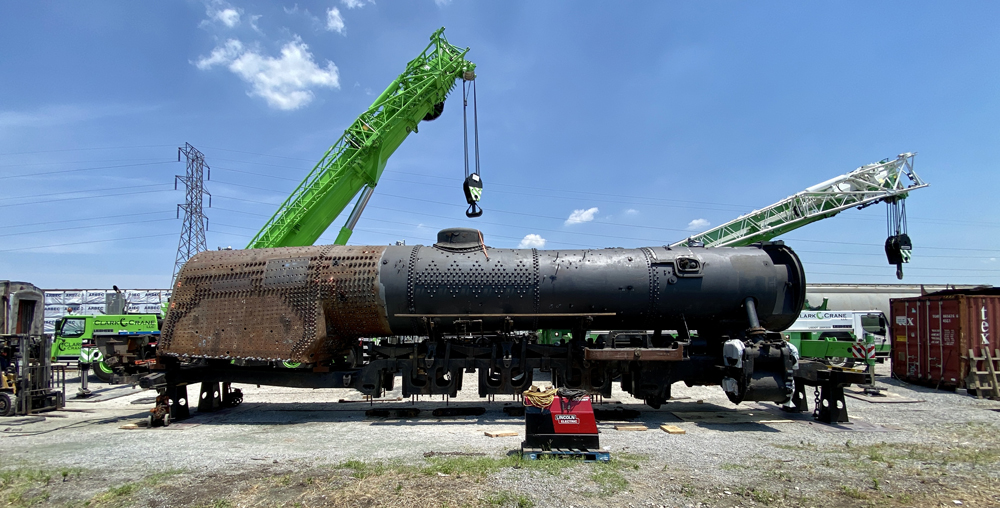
[160,245,391,362]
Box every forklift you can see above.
[0,281,65,416]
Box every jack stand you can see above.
[75,361,93,398]
[860,359,883,397]
[816,381,849,424]
[168,384,190,420]
[197,381,222,412]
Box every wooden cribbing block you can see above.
[484,431,518,438]
[614,424,648,431]
[660,424,686,434]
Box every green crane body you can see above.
[246,28,476,249]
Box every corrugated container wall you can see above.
[891,291,1000,390]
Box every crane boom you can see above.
[246,28,476,249]
[673,152,927,248]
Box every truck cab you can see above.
[782,310,889,365]
[53,314,161,382]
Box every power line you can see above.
[0,158,166,169]
[205,149,998,228]
[212,206,270,218]
[0,188,173,208]
[209,191,1000,257]
[807,261,1000,273]
[0,160,176,180]
[794,249,998,260]
[0,218,176,238]
[0,233,177,253]
[201,146,315,162]
[806,271,996,280]
[211,163,755,213]
[0,183,167,202]
[0,210,174,229]
[786,237,1000,253]
[212,222,256,231]
[0,145,175,157]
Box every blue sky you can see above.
[1,1,998,289]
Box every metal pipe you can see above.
[344,185,375,231]
[745,297,761,330]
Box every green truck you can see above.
[52,314,161,382]
[782,310,889,367]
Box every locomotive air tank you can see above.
[159,228,806,406]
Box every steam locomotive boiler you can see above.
[145,228,806,409]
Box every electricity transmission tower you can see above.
[172,143,211,287]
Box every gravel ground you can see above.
[1,363,999,507]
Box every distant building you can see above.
[805,283,985,316]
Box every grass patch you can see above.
[0,467,84,508]
[333,453,644,501]
[484,491,535,508]
[90,468,185,505]
[742,487,779,506]
[847,441,1000,468]
[590,462,628,496]
[839,484,869,500]
[421,455,523,477]
[337,452,617,481]
[338,459,404,479]
[719,462,750,471]
[197,500,233,508]
[679,482,697,498]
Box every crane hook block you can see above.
[884,234,912,265]
[885,233,911,280]
[464,173,483,218]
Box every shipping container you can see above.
[890,288,1000,390]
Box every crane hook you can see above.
[464,173,483,218]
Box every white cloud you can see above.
[342,0,374,8]
[215,8,241,27]
[194,39,244,70]
[625,208,639,215]
[687,218,710,231]
[203,1,242,28]
[518,234,546,249]
[434,0,452,5]
[194,37,340,110]
[325,7,345,34]
[249,14,263,34]
[283,4,321,24]
[565,207,599,225]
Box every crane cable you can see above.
[462,78,483,218]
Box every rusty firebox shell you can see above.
[160,245,392,362]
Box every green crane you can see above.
[246,28,477,249]
[672,153,927,278]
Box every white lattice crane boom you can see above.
[672,153,927,278]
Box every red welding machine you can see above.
[522,392,600,451]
